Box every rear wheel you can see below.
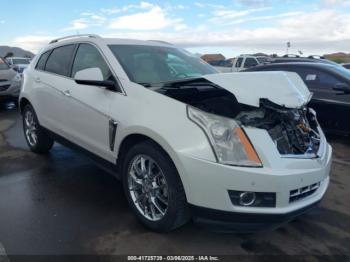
[22,104,54,154]
[122,141,190,232]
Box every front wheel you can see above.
[122,141,190,232]
[22,104,54,154]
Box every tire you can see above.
[122,140,190,232]
[22,104,54,154]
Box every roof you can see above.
[243,62,340,73]
[39,35,176,54]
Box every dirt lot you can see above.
[0,103,349,261]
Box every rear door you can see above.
[300,68,350,133]
[256,65,350,133]
[33,45,76,135]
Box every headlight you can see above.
[13,73,22,82]
[187,106,262,167]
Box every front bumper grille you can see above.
[0,84,11,91]
[289,182,320,203]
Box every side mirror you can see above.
[333,83,350,95]
[74,68,117,91]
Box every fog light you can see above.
[228,190,276,207]
[239,192,256,206]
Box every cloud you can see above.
[322,0,350,6]
[103,9,350,55]
[11,36,54,53]
[223,11,303,25]
[100,1,155,15]
[108,5,186,31]
[62,2,186,32]
[0,20,4,24]
[209,7,270,24]
[236,0,271,7]
[194,2,225,9]
[8,7,350,56]
[62,14,106,31]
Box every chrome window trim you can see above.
[34,41,127,96]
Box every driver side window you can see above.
[72,43,114,81]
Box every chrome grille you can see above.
[289,182,320,203]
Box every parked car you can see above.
[19,35,331,232]
[6,57,31,73]
[268,57,339,66]
[215,55,269,72]
[244,62,350,135]
[341,63,350,70]
[0,57,22,103]
[207,59,233,68]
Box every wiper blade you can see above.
[136,82,153,87]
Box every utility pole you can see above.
[286,42,291,55]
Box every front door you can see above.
[63,43,118,161]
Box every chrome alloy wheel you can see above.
[24,110,38,147]
[127,155,169,221]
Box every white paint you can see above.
[204,71,312,108]
[19,36,331,220]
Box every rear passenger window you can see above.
[45,45,76,77]
[36,51,51,71]
[71,43,113,81]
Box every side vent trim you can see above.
[109,119,118,151]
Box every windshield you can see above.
[109,45,217,85]
[12,58,30,65]
[0,58,9,70]
[329,64,350,80]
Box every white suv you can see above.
[19,35,332,232]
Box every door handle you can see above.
[62,90,71,97]
[35,77,41,83]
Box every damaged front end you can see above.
[236,99,321,157]
[156,72,322,160]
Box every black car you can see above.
[267,57,339,66]
[244,62,350,135]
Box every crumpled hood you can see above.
[203,71,312,108]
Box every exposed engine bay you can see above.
[156,78,321,156]
[236,100,320,155]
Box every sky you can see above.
[1,0,350,57]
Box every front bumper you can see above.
[176,126,332,231]
[0,79,21,100]
[190,200,321,233]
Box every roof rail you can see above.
[148,40,173,45]
[49,34,101,44]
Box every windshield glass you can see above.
[12,58,30,65]
[109,45,217,85]
[329,64,350,80]
[0,58,9,70]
